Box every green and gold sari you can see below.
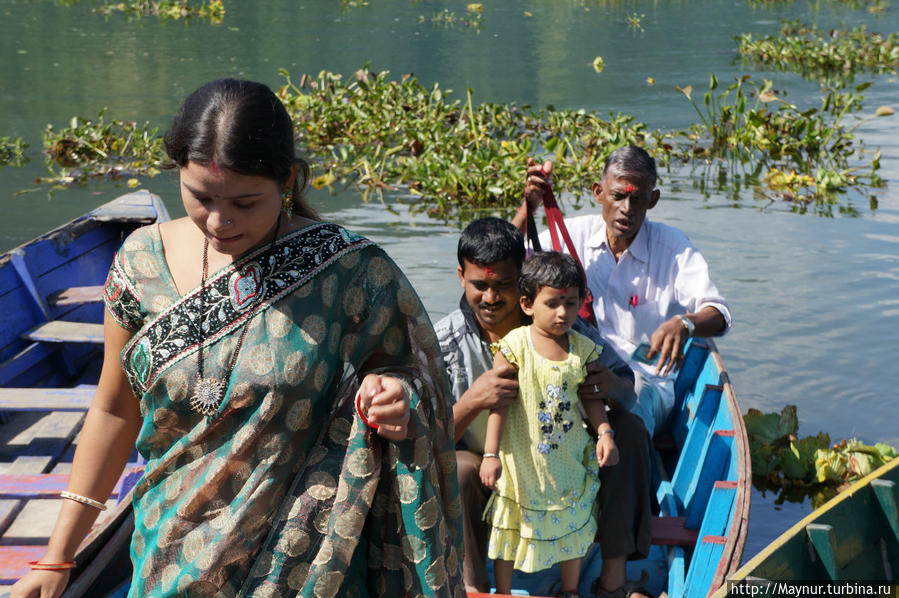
[104,222,463,597]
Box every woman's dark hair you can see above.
[164,78,317,220]
[457,217,526,270]
[519,251,585,302]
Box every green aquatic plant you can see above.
[625,12,646,31]
[745,405,897,508]
[276,67,665,219]
[0,137,29,168]
[736,21,899,83]
[676,73,892,204]
[93,0,224,21]
[417,5,484,29]
[15,66,893,218]
[744,0,888,12]
[40,110,164,185]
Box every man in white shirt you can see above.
[513,145,732,438]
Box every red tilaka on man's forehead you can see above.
[484,266,495,277]
[624,183,638,193]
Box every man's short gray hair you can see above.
[603,146,657,186]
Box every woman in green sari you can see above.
[12,79,463,598]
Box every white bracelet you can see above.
[60,491,107,511]
[596,429,615,440]
[482,452,499,459]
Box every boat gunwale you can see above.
[706,337,752,596]
[716,455,899,593]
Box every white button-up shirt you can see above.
[539,215,732,410]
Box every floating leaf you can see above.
[646,77,655,86]
[126,178,139,188]
[675,85,693,100]
[875,105,895,116]
[311,171,337,189]
[592,56,605,73]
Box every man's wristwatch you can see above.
[678,315,695,337]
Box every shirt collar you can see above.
[459,295,482,337]
[590,217,651,263]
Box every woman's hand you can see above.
[596,432,619,468]
[479,455,502,491]
[10,568,71,598]
[358,374,410,441]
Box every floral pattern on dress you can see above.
[536,382,575,454]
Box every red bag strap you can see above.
[534,182,598,328]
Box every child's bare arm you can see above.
[581,363,619,467]
[480,351,515,490]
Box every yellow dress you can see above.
[486,325,601,573]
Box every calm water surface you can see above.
[2,0,898,563]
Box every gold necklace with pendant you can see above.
[189,217,280,416]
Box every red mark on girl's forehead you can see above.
[484,266,495,277]
[210,161,219,173]
[624,183,637,193]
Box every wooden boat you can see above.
[472,337,750,598]
[0,191,168,592]
[0,193,749,597]
[714,456,899,595]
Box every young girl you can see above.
[480,251,618,597]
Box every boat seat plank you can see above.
[21,321,104,345]
[651,516,698,546]
[805,523,841,580]
[0,343,56,387]
[871,478,899,543]
[0,386,95,412]
[0,545,47,584]
[46,285,104,307]
[0,468,137,500]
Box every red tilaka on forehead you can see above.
[210,161,219,173]
[484,266,495,277]
[624,183,637,193]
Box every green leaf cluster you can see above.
[676,74,891,204]
[745,406,897,495]
[0,137,29,168]
[276,67,662,220]
[91,0,224,21]
[737,21,899,84]
[40,110,164,185]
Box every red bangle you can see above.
[29,560,76,570]
[355,390,379,429]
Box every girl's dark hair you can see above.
[457,217,526,270]
[519,251,585,302]
[164,78,317,220]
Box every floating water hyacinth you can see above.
[63,0,227,21]
[675,72,892,205]
[11,65,893,217]
[0,137,28,169]
[39,109,164,185]
[745,405,898,508]
[736,21,899,84]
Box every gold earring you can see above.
[281,190,293,219]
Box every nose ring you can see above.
[226,219,232,225]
